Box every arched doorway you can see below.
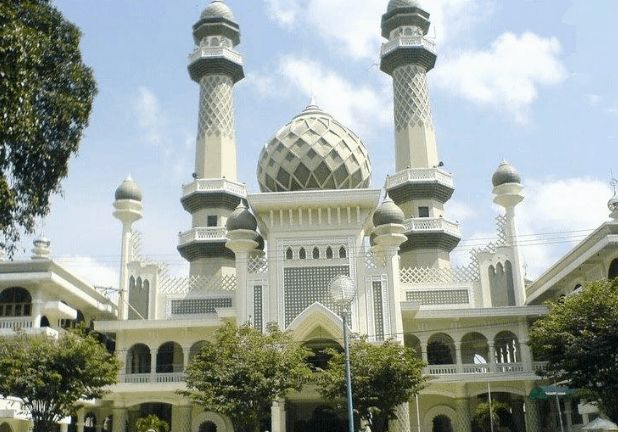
[198,421,217,432]
[432,415,453,432]
[0,423,14,432]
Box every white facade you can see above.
[2,2,618,432]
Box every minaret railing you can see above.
[380,36,436,57]
[188,46,243,65]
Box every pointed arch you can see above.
[286,247,293,260]
[287,302,343,341]
[299,247,306,259]
[326,246,333,259]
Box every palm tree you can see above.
[473,401,510,432]
[135,415,170,432]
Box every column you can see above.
[173,405,192,432]
[76,408,86,432]
[112,408,128,432]
[524,383,543,432]
[271,399,286,432]
[455,341,463,373]
[454,398,472,432]
[150,348,157,382]
[183,347,191,370]
[488,341,496,372]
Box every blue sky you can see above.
[17,0,617,287]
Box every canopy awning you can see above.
[529,385,577,400]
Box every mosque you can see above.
[2,1,618,432]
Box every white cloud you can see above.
[134,87,166,146]
[277,55,392,136]
[434,32,568,123]
[588,94,600,107]
[304,0,384,61]
[264,0,301,28]
[57,257,119,289]
[447,200,476,223]
[262,0,495,60]
[517,177,611,278]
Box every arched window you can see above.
[0,287,32,317]
[156,342,184,373]
[339,246,347,259]
[127,344,151,374]
[312,247,320,259]
[427,333,455,365]
[286,247,293,260]
[299,247,306,260]
[495,331,520,364]
[461,332,489,366]
[84,414,96,432]
[326,246,333,259]
[609,258,618,280]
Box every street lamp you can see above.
[329,275,357,432]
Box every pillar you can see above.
[271,399,286,432]
[112,408,128,432]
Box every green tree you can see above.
[182,322,313,432]
[0,328,121,432]
[0,0,97,255]
[528,278,618,423]
[472,401,510,432]
[135,414,170,432]
[316,337,428,432]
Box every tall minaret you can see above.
[178,0,247,277]
[113,176,143,320]
[380,0,461,269]
[492,161,526,305]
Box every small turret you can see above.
[113,176,143,320]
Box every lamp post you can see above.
[329,275,357,432]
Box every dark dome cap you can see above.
[115,175,142,201]
[373,195,404,226]
[201,0,235,21]
[226,201,257,231]
[387,0,421,12]
[492,160,521,187]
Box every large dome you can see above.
[257,105,372,192]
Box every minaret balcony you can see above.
[188,46,244,83]
[178,227,228,246]
[401,217,461,251]
[380,36,436,57]
[380,36,437,74]
[386,168,454,203]
[181,179,246,213]
[177,227,234,261]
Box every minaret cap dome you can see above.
[226,201,258,231]
[492,160,521,187]
[115,175,143,202]
[387,0,422,12]
[200,0,235,21]
[256,104,372,192]
[373,196,405,226]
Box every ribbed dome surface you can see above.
[387,0,421,12]
[200,0,235,21]
[257,105,372,192]
[226,202,257,231]
[373,196,404,226]
[492,161,521,187]
[115,176,142,201]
